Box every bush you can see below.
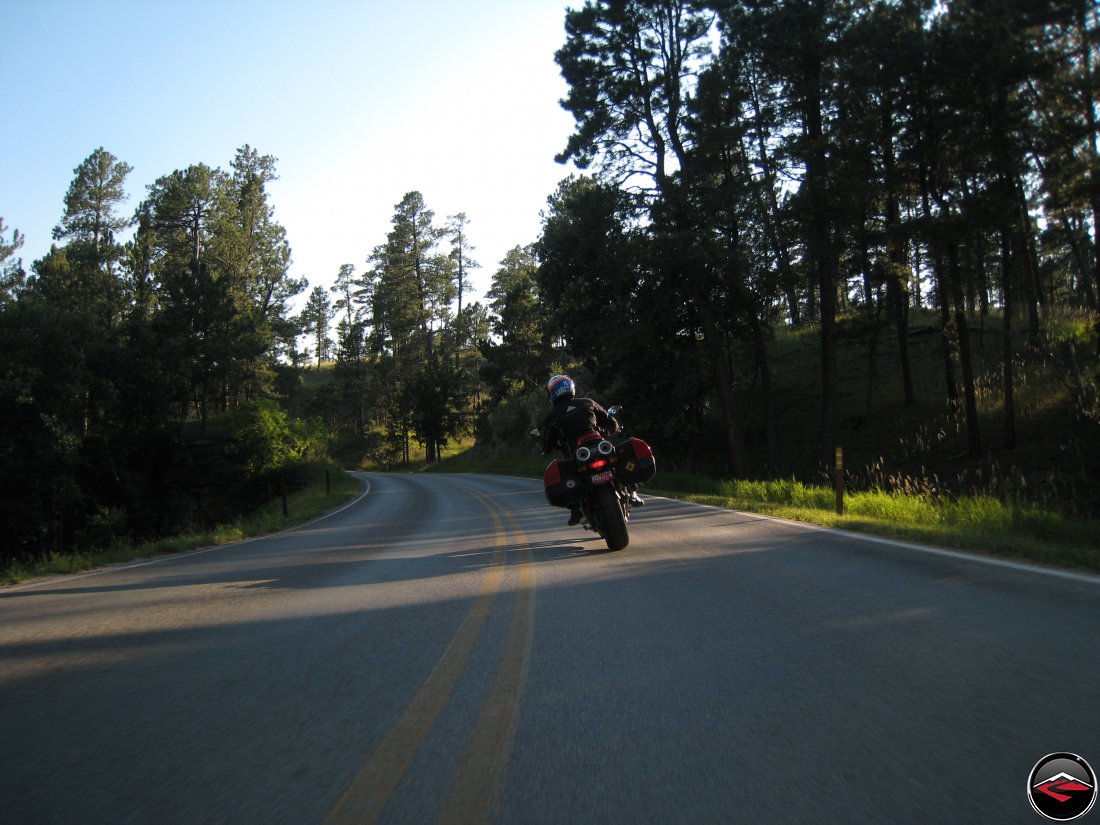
[211,400,327,476]
[481,389,545,448]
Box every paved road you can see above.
[1,472,1098,824]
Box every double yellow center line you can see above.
[324,481,535,825]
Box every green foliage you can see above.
[548,0,1100,475]
[1044,308,1096,345]
[300,285,335,368]
[0,217,25,301]
[535,176,641,376]
[0,144,328,569]
[2,464,360,584]
[648,478,1100,572]
[481,245,555,401]
[419,442,1099,571]
[344,191,479,464]
[213,400,327,476]
[406,359,467,455]
[478,388,546,449]
[53,147,133,245]
[0,298,98,557]
[370,191,454,357]
[8,0,1100,578]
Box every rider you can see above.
[541,374,643,524]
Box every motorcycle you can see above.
[538,406,656,551]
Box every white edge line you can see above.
[4,475,373,592]
[384,475,1100,588]
[454,474,1100,587]
[642,492,1100,587]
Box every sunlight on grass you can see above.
[418,446,1099,572]
[430,440,1100,571]
[656,481,1099,572]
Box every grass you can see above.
[1,465,363,586]
[423,447,1100,574]
[738,306,1100,516]
[9,436,1096,584]
[649,477,1100,573]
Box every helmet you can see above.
[546,374,575,404]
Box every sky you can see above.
[1,0,581,307]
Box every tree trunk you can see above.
[700,302,746,477]
[1017,187,1044,345]
[818,259,838,465]
[1064,215,1098,307]
[921,173,957,407]
[1076,0,1100,351]
[884,239,915,406]
[750,309,778,473]
[975,236,990,319]
[947,242,981,458]
[743,80,801,328]
[890,272,915,406]
[1000,230,1017,450]
[881,114,915,406]
[803,77,837,466]
[935,251,958,405]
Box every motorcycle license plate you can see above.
[590,470,614,485]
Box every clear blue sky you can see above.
[1,0,579,304]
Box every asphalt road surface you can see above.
[2,472,1098,824]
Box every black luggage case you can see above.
[616,437,656,485]
[544,459,583,507]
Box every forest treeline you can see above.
[536,0,1100,473]
[2,0,1100,563]
[486,0,1098,505]
[0,146,332,561]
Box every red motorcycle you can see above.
[541,406,656,551]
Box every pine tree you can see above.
[53,147,132,247]
[0,218,24,302]
[556,0,752,474]
[484,245,553,398]
[300,285,335,370]
[48,147,133,329]
[369,192,457,462]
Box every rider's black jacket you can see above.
[541,397,618,457]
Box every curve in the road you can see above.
[324,477,535,825]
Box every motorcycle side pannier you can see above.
[544,459,582,507]
[616,437,656,485]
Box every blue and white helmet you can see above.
[546,374,576,404]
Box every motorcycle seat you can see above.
[574,432,602,448]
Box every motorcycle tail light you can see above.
[588,458,609,470]
[575,446,591,462]
[597,439,614,456]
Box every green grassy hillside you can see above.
[737,308,1098,517]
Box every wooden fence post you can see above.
[835,446,844,516]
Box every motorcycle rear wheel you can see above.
[595,485,629,551]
